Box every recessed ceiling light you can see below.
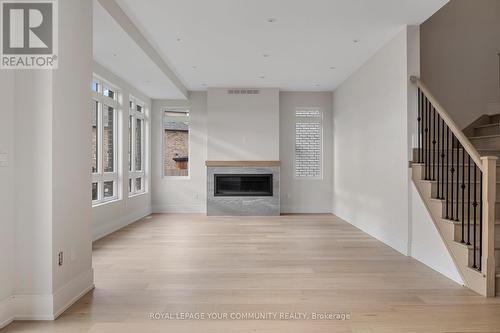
[112,53,117,57]
[192,66,197,69]
[201,83,207,86]
[315,84,320,87]
[329,66,336,70]
[145,80,151,84]
[176,38,181,42]
[352,39,360,43]
[267,18,276,23]
[263,54,270,58]
[258,76,266,79]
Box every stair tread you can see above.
[469,134,500,139]
[415,179,496,184]
[412,162,490,167]
[473,122,500,129]
[477,149,500,152]
[442,218,500,225]
[429,198,500,204]
[411,162,500,167]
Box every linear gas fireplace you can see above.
[214,174,273,196]
[206,161,280,216]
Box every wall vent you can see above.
[227,89,260,95]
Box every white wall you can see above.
[91,62,152,240]
[151,92,207,213]
[51,0,94,311]
[333,28,411,254]
[421,0,500,129]
[280,92,333,213]
[207,88,279,161]
[14,71,54,299]
[0,71,15,327]
[0,1,95,326]
[332,26,461,283]
[152,91,335,214]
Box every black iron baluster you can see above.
[423,96,427,179]
[441,120,445,199]
[473,164,478,269]
[437,116,440,198]
[467,155,471,245]
[418,89,422,163]
[432,107,436,181]
[461,145,465,243]
[479,170,483,271]
[450,136,455,220]
[427,100,432,180]
[455,142,460,221]
[426,98,431,180]
[446,127,450,219]
[450,133,455,221]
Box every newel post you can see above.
[481,156,497,297]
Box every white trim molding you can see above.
[93,206,152,241]
[53,269,95,319]
[0,296,14,329]
[152,204,206,214]
[0,269,94,328]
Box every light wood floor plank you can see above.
[4,213,500,332]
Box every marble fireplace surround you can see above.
[206,161,280,216]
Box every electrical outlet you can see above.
[58,251,63,266]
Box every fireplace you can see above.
[214,174,273,196]
[206,161,280,216]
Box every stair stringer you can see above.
[412,163,488,296]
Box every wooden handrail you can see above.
[410,76,484,171]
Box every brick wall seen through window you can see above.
[295,108,322,178]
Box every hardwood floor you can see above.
[4,213,500,332]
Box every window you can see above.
[295,108,322,178]
[91,77,120,205]
[163,109,189,177]
[129,97,147,195]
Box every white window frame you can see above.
[294,107,323,180]
[129,96,147,196]
[92,76,120,206]
[162,108,190,179]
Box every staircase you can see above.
[410,77,498,297]
[466,114,500,294]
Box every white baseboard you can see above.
[152,204,206,213]
[0,296,14,329]
[93,206,152,241]
[12,294,54,320]
[281,205,333,214]
[0,269,95,327]
[53,268,94,319]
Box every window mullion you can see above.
[98,100,104,200]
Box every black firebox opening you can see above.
[214,174,273,196]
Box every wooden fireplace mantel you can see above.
[205,161,281,167]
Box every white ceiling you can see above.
[93,0,185,99]
[95,0,448,98]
